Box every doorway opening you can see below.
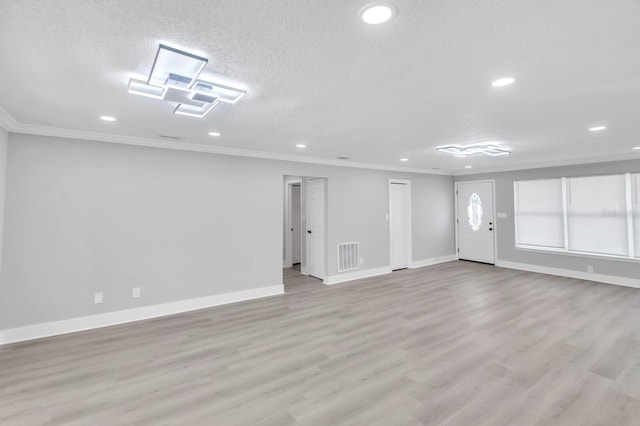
[389,179,412,271]
[283,176,327,288]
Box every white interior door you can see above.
[457,181,495,264]
[306,178,325,279]
[390,181,411,270]
[291,184,301,263]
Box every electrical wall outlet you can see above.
[94,292,103,304]
[587,265,594,273]
[132,287,141,298]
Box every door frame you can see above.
[284,178,302,268]
[389,179,412,270]
[305,177,327,280]
[454,179,497,264]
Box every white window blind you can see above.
[633,174,640,258]
[515,179,564,248]
[566,174,628,256]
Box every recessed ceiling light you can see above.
[633,146,640,150]
[465,165,473,169]
[100,115,117,122]
[400,158,409,162]
[208,132,221,136]
[360,4,395,24]
[296,144,306,148]
[589,126,607,132]
[491,77,515,87]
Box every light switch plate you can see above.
[94,292,103,304]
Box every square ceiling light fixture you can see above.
[436,143,511,158]
[128,44,246,118]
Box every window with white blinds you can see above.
[566,175,629,256]
[514,179,564,248]
[515,173,639,260]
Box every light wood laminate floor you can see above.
[2,261,640,425]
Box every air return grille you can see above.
[337,242,360,272]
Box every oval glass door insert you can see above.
[468,192,483,231]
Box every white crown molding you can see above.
[0,107,18,132]
[4,106,638,176]
[452,153,640,176]
[0,107,448,175]
[0,284,284,345]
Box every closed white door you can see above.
[306,178,325,279]
[390,181,410,270]
[457,181,495,264]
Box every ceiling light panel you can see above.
[128,44,246,118]
[173,100,221,118]
[128,79,166,99]
[492,77,515,87]
[361,4,395,24]
[436,143,511,158]
[193,80,246,104]
[148,45,207,88]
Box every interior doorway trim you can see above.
[284,178,302,268]
[389,179,412,270]
[454,179,497,264]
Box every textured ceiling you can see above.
[1,0,639,174]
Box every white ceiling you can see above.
[1,0,639,174]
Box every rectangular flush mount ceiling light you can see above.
[127,44,246,118]
[436,143,511,157]
[174,100,222,118]
[149,44,208,88]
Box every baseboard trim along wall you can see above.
[324,255,457,286]
[496,260,640,289]
[0,285,285,346]
[324,266,392,285]
[410,254,458,269]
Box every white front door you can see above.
[306,178,325,279]
[457,181,495,264]
[390,180,411,270]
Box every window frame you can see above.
[514,172,640,263]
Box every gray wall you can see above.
[1,134,455,329]
[456,159,640,280]
[0,129,7,288]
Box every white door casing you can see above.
[456,181,496,264]
[389,180,412,270]
[284,178,302,268]
[306,178,326,279]
[291,185,302,263]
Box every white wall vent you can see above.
[337,242,360,272]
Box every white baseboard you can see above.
[410,254,458,269]
[0,285,284,346]
[324,266,392,285]
[496,260,640,289]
